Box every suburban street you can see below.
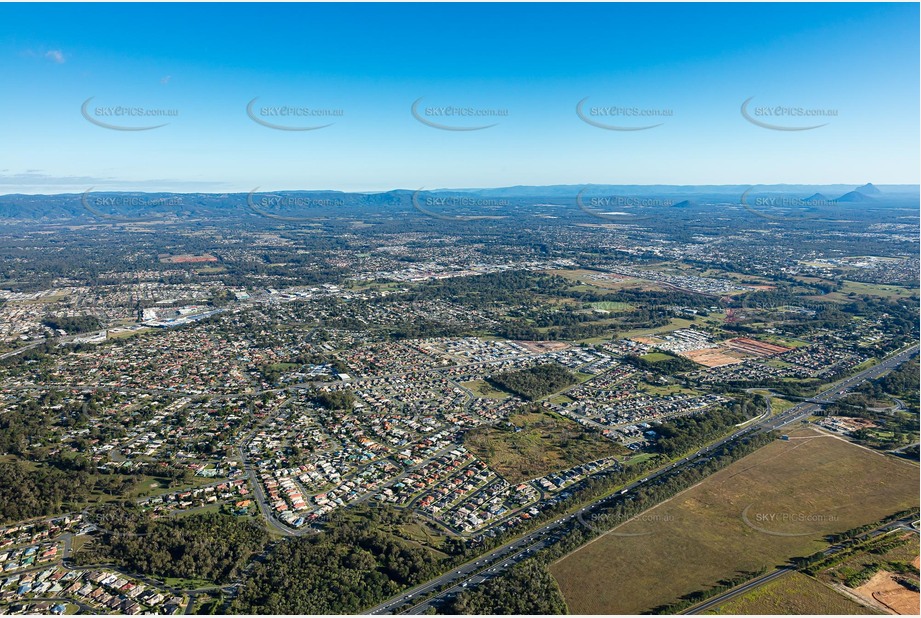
[363,344,919,615]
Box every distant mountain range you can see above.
[416,182,916,200]
[0,183,915,221]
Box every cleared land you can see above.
[683,347,743,368]
[460,379,509,400]
[550,427,920,614]
[464,409,626,484]
[816,531,920,615]
[704,571,879,615]
[854,571,919,615]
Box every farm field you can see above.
[704,571,879,615]
[550,427,920,614]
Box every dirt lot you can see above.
[550,427,919,614]
[682,347,743,367]
[855,571,920,615]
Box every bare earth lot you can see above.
[550,427,920,614]
[855,571,920,615]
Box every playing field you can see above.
[550,427,919,614]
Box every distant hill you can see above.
[803,193,831,203]
[855,182,882,196]
[835,190,873,202]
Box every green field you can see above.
[464,409,626,484]
[802,278,918,302]
[461,379,510,399]
[107,327,153,340]
[550,428,920,614]
[394,521,451,558]
[758,334,811,349]
[639,382,699,396]
[704,571,879,615]
[616,312,729,340]
[641,352,673,362]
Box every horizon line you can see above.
[2,182,920,198]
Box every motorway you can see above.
[363,344,918,615]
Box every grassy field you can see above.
[544,268,666,292]
[769,397,796,415]
[395,521,452,557]
[758,334,811,349]
[619,317,697,339]
[460,379,509,399]
[798,278,918,302]
[639,382,699,396]
[704,571,879,615]
[8,293,68,305]
[266,362,299,371]
[464,409,626,484]
[641,352,673,362]
[107,327,153,340]
[550,427,920,614]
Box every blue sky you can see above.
[0,2,918,193]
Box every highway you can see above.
[683,568,795,615]
[363,343,918,615]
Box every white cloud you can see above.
[44,49,65,64]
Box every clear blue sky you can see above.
[0,2,917,193]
